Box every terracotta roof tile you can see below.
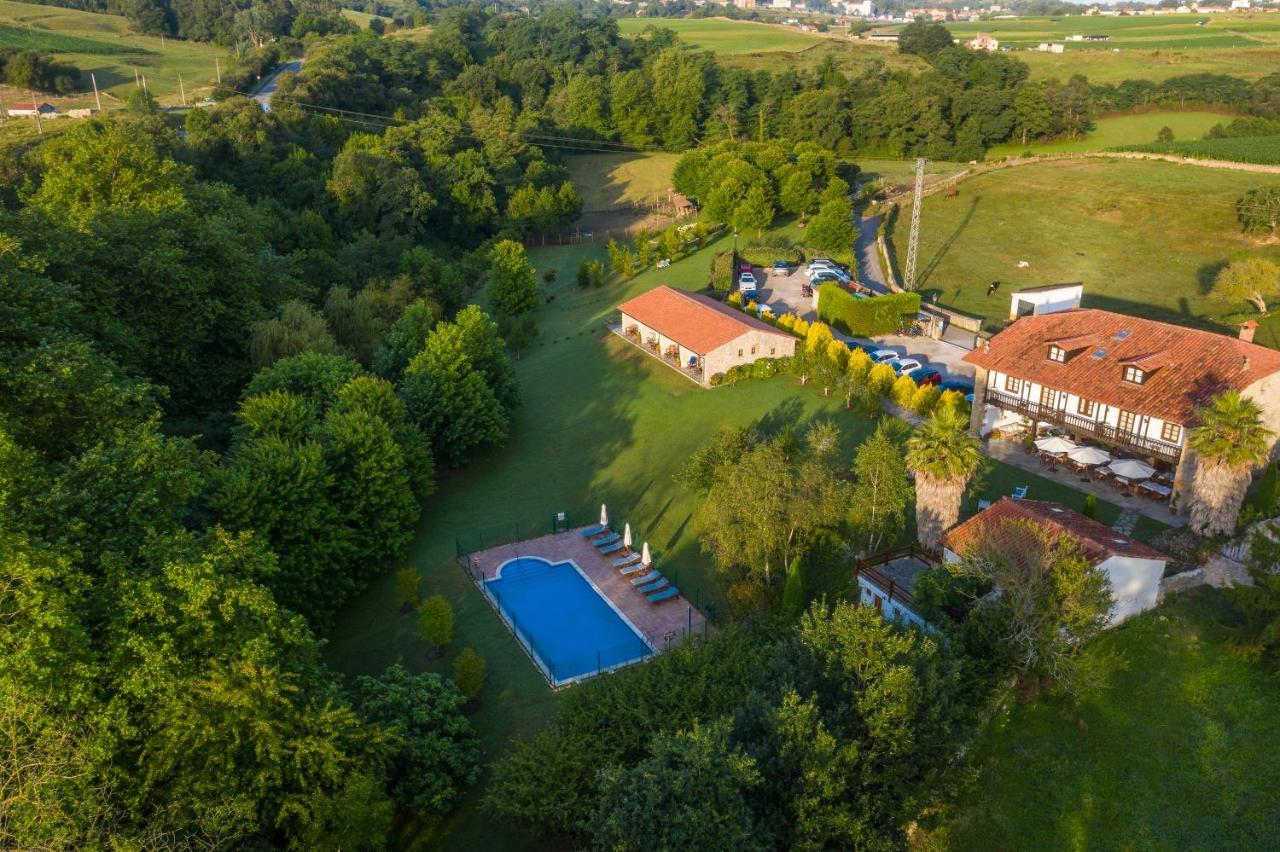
[617,286,792,354]
[965,309,1280,424]
[942,498,1168,565]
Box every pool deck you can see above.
[467,527,707,653]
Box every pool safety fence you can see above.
[455,513,575,568]
[477,570,654,689]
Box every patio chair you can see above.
[630,570,662,587]
[612,552,642,568]
[592,532,621,547]
[579,523,607,537]
[1012,485,1028,499]
[637,577,670,595]
[597,540,625,554]
[647,586,680,604]
[620,561,650,576]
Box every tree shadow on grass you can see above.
[1197,260,1229,297]
[918,195,981,290]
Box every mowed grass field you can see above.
[323,213,1139,849]
[566,151,681,211]
[886,158,1280,338]
[985,109,1233,157]
[922,588,1280,850]
[943,13,1280,83]
[0,0,229,103]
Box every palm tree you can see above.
[1188,390,1274,536]
[906,408,983,550]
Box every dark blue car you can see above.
[908,367,942,386]
[939,378,974,394]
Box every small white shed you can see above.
[1009,283,1083,320]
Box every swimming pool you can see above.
[485,556,652,686]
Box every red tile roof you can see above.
[617,286,792,354]
[965,309,1280,424]
[942,498,1168,565]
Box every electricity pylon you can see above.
[903,157,926,291]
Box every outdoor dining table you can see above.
[1138,481,1172,499]
[1112,475,1132,487]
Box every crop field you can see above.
[0,0,230,103]
[1117,134,1280,165]
[985,110,1233,157]
[941,13,1280,83]
[885,158,1280,338]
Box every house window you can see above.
[738,349,744,357]
[751,344,758,355]
[769,347,776,356]
[1123,366,1146,384]
[1077,398,1096,418]
[1048,345,1066,363]
[1161,421,1182,444]
[1004,375,1022,393]
[1117,410,1137,434]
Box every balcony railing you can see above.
[985,388,1182,463]
[854,544,939,609]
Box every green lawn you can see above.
[924,588,1280,850]
[617,16,827,54]
[566,152,681,212]
[986,109,1233,158]
[324,221,1138,850]
[0,0,230,104]
[886,157,1280,336]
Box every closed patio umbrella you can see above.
[623,523,632,550]
[1109,459,1156,480]
[599,504,608,527]
[641,542,651,566]
[1035,436,1078,454]
[1068,446,1111,466]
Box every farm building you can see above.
[965,33,1000,51]
[1008,282,1083,320]
[865,29,900,42]
[616,285,796,384]
[7,102,56,117]
[941,498,1168,625]
[1037,42,1066,53]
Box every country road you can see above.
[252,60,302,112]
[855,210,888,293]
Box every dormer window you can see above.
[1123,365,1145,384]
[1048,345,1066,363]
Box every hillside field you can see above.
[943,13,1280,82]
[986,109,1233,157]
[923,589,1280,850]
[886,158,1280,341]
[0,0,229,103]
[566,151,681,212]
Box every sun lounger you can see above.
[646,586,679,604]
[1012,485,1028,499]
[630,570,661,587]
[592,532,621,546]
[637,578,669,595]
[597,540,625,554]
[612,552,642,568]
[579,524,607,537]
[620,562,650,576]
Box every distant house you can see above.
[865,29,900,42]
[965,33,1000,51]
[1037,41,1066,53]
[941,498,1169,624]
[616,285,796,384]
[7,102,56,117]
[1083,33,1110,41]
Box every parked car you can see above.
[849,342,879,356]
[739,263,753,273]
[809,271,841,284]
[871,349,899,363]
[738,271,757,296]
[890,358,923,375]
[940,378,975,394]
[908,367,942,385]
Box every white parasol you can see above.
[1035,436,1079,454]
[1068,445,1111,466]
[1109,459,1156,480]
[599,503,608,527]
[623,523,632,550]
[641,542,652,566]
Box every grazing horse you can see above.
[944,188,960,199]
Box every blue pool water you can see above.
[485,556,651,685]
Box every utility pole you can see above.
[134,67,140,88]
[142,76,148,98]
[91,73,102,112]
[30,91,41,135]
[178,74,187,106]
[758,104,765,144]
[0,91,7,120]
[215,56,222,83]
[904,157,926,292]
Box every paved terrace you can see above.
[986,438,1186,527]
[468,527,706,652]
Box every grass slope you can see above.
[986,109,1232,157]
[926,588,1280,850]
[323,220,1131,849]
[566,152,681,212]
[0,0,229,103]
[617,16,826,54]
[886,158,1280,337]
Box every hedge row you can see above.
[816,284,921,337]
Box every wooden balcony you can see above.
[985,388,1182,464]
[854,544,939,609]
